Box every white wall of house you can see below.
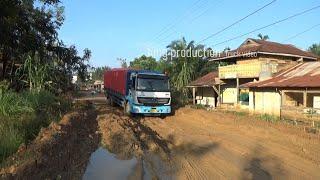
[196,87,216,107]
[222,87,237,103]
[249,89,281,116]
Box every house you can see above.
[93,80,104,91]
[209,38,319,106]
[187,71,219,107]
[243,62,320,121]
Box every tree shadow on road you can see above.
[242,145,286,180]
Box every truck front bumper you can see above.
[131,104,171,114]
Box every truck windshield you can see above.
[136,76,169,92]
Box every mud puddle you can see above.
[83,147,152,180]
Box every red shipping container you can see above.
[104,68,129,96]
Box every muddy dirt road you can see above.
[1,97,320,179]
[95,99,320,179]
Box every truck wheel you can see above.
[110,98,116,107]
[124,102,131,116]
[106,96,110,105]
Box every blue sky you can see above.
[58,0,320,68]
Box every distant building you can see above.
[243,62,320,120]
[187,72,219,107]
[209,38,319,106]
[72,75,78,84]
[93,80,104,91]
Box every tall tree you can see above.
[308,43,320,56]
[130,55,157,70]
[257,33,269,40]
[91,66,110,81]
[118,58,128,68]
[0,0,64,79]
[0,0,91,92]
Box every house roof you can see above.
[209,38,319,61]
[243,62,320,88]
[187,71,218,87]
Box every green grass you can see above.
[0,120,24,163]
[191,104,206,109]
[223,110,280,122]
[0,90,71,164]
[0,90,33,117]
[223,110,248,117]
[259,113,280,123]
[234,111,248,117]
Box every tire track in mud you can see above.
[97,104,224,179]
[96,105,175,179]
[96,101,320,179]
[140,107,320,179]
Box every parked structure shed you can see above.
[243,62,320,121]
[187,71,220,107]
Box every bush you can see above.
[0,90,33,117]
[171,89,189,108]
[0,90,70,163]
[191,104,206,109]
[0,118,24,163]
[259,114,279,123]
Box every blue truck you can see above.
[104,68,171,116]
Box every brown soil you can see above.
[97,102,320,179]
[1,97,320,179]
[0,102,100,180]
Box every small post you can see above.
[236,77,240,104]
[218,83,221,107]
[303,89,307,107]
[192,87,196,105]
[281,91,286,106]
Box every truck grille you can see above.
[137,97,170,105]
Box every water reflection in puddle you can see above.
[83,147,139,180]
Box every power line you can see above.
[211,4,320,47]
[151,0,206,42]
[283,23,320,43]
[189,0,224,23]
[157,0,224,45]
[155,0,212,41]
[199,0,277,43]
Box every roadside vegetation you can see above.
[0,1,90,163]
[0,87,71,163]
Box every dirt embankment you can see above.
[1,97,320,179]
[0,102,100,180]
[97,104,320,179]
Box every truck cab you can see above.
[125,72,171,115]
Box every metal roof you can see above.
[209,38,319,61]
[187,71,218,87]
[244,62,320,88]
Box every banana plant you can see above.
[16,55,52,92]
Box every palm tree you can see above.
[166,38,204,97]
[308,43,320,56]
[257,33,269,40]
